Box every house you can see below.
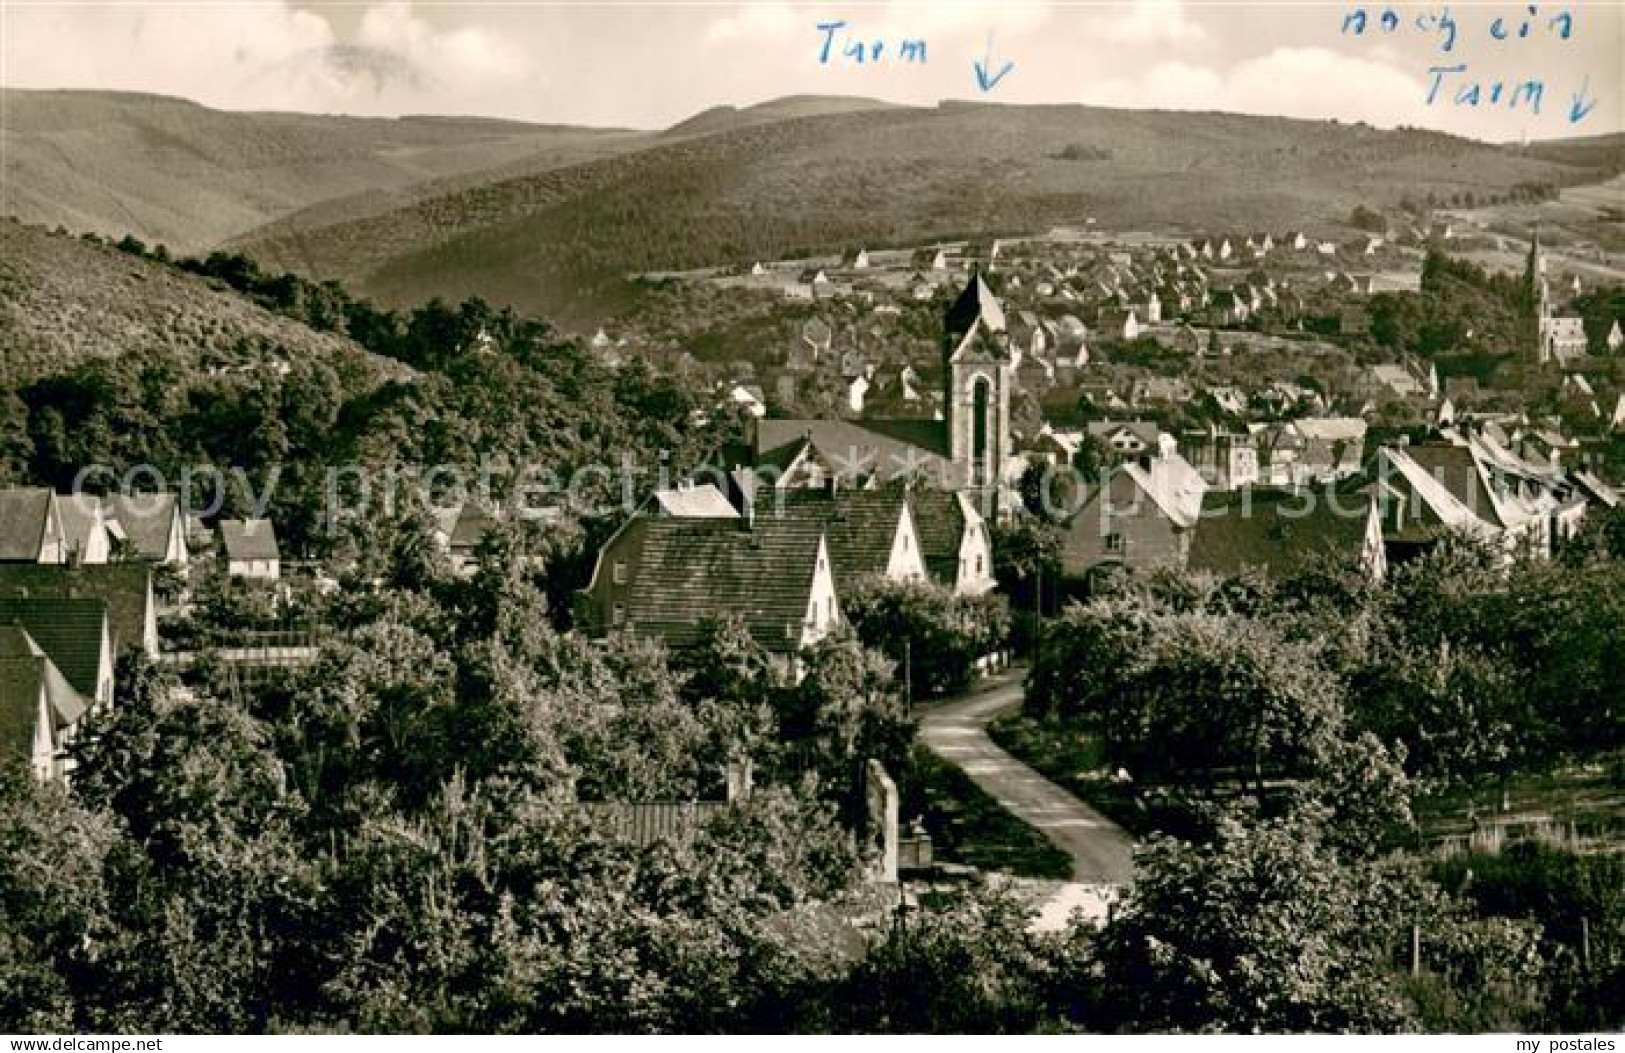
[103,494,188,566]
[1131,377,1193,408]
[1178,427,1259,490]
[729,384,768,418]
[0,488,66,564]
[1,625,90,783]
[731,271,1016,508]
[1010,310,1049,360]
[1607,320,1623,353]
[0,596,115,710]
[1369,364,1427,400]
[1539,316,1589,364]
[1288,417,1368,483]
[1189,485,1386,583]
[752,485,927,590]
[1205,385,1249,418]
[1087,420,1163,460]
[57,495,115,565]
[1569,469,1621,510]
[904,487,996,595]
[1058,452,1207,575]
[848,374,871,414]
[575,516,841,665]
[1372,442,1561,562]
[0,563,159,657]
[220,519,281,580]
[1208,290,1249,326]
[1097,307,1140,342]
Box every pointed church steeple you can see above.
[941,269,1013,511]
[944,266,1007,356]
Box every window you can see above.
[612,603,626,627]
[612,561,627,585]
[975,555,984,575]
[1104,533,1125,554]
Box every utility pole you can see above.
[904,637,913,715]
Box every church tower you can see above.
[1526,225,1552,363]
[942,269,1014,508]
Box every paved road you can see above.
[919,676,1136,892]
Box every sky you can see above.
[2,1,1621,141]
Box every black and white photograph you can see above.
[0,0,1622,1039]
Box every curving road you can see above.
[919,674,1135,926]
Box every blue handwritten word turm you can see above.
[1341,4,1594,123]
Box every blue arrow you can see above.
[973,31,1014,93]
[1569,75,1597,123]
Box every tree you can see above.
[842,577,1010,700]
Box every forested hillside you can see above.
[235,102,1614,323]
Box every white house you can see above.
[219,518,281,580]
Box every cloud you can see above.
[1083,47,1434,128]
[706,2,800,45]
[2,0,537,116]
[1104,0,1207,45]
[358,2,530,90]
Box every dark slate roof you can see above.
[945,271,1006,342]
[0,488,53,561]
[755,419,950,486]
[57,495,105,559]
[0,625,87,766]
[753,486,906,588]
[219,519,280,561]
[1402,444,1501,527]
[1188,487,1372,579]
[901,486,973,583]
[104,494,180,561]
[620,517,826,653]
[0,563,153,656]
[449,505,498,553]
[0,597,109,697]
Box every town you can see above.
[0,46,1622,1036]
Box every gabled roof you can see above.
[904,487,982,584]
[57,494,107,559]
[1189,486,1373,578]
[103,494,181,561]
[0,597,108,697]
[1122,454,1207,529]
[0,625,89,767]
[1571,470,1620,509]
[1087,420,1161,448]
[0,488,55,561]
[1376,446,1493,538]
[753,486,909,588]
[617,518,829,653]
[448,505,499,553]
[219,519,280,561]
[755,419,951,486]
[0,563,154,657]
[944,271,1006,342]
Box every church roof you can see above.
[944,271,1006,341]
[754,419,951,487]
